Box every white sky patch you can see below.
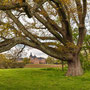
[25,47,48,58]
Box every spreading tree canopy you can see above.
[0,0,90,76]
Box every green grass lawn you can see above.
[0,68,90,90]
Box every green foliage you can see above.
[46,56,54,64]
[23,57,30,64]
[56,42,78,54]
[0,68,90,90]
[46,56,61,64]
[0,54,10,68]
[0,54,25,68]
[54,59,61,64]
[80,53,90,71]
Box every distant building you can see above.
[30,53,46,64]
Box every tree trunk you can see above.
[66,54,83,76]
[61,60,64,71]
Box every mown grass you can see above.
[0,68,90,90]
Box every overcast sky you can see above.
[24,47,48,58]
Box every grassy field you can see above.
[0,68,90,90]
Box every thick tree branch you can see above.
[75,0,87,53]
[39,6,65,37]
[0,3,26,10]
[51,0,73,42]
[82,0,87,24]
[34,13,66,45]
[75,0,83,24]
[0,36,73,60]
[6,10,41,45]
[34,36,57,40]
[5,11,73,60]
[0,37,38,53]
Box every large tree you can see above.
[0,0,89,76]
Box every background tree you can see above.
[46,56,55,64]
[23,57,30,64]
[5,45,26,61]
[0,54,9,68]
[0,0,90,76]
[46,56,65,70]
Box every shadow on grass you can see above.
[41,68,57,71]
[40,68,68,77]
[40,68,67,72]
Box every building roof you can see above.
[30,53,45,60]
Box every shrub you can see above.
[0,54,10,68]
[23,58,30,64]
[83,60,90,71]
[0,54,25,69]
[46,56,56,64]
[9,62,18,68]
[9,61,25,68]
[80,53,90,71]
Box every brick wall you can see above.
[30,58,46,64]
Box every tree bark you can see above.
[66,54,83,76]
